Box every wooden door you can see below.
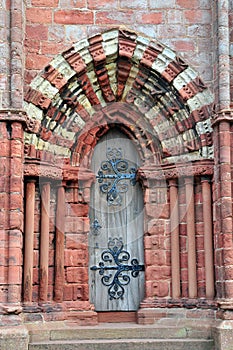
[89,129,145,311]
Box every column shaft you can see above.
[169,179,181,298]
[54,184,65,302]
[23,180,36,302]
[39,182,50,302]
[185,178,197,298]
[201,178,214,299]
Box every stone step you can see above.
[29,338,214,350]
[27,321,213,343]
[27,320,215,350]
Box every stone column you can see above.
[201,176,214,299]
[217,0,230,111]
[212,113,233,307]
[39,182,50,303]
[23,180,36,302]
[169,179,181,299]
[54,182,65,302]
[184,177,197,298]
[0,0,25,107]
[7,121,25,307]
[9,0,25,108]
[0,0,26,314]
[219,120,233,300]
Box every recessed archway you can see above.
[23,27,214,168]
[22,28,215,321]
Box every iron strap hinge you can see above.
[90,238,144,300]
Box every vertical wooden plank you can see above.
[23,179,36,302]
[39,182,50,302]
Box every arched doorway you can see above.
[23,28,215,324]
[89,128,144,311]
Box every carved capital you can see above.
[138,160,214,182]
[63,166,95,186]
[168,178,178,188]
[212,109,233,127]
[24,162,62,179]
[0,109,27,123]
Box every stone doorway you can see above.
[23,28,215,324]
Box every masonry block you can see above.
[66,267,88,284]
[54,10,93,24]
[213,321,233,350]
[0,326,28,350]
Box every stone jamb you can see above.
[212,110,233,316]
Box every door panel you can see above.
[89,129,144,311]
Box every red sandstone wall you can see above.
[24,0,215,89]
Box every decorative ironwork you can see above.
[90,218,102,236]
[96,148,137,206]
[90,238,144,300]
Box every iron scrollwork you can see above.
[96,148,137,206]
[90,218,102,236]
[90,238,144,300]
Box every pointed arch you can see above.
[23,28,214,167]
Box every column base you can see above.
[22,301,98,325]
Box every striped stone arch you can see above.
[23,28,214,168]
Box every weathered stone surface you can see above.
[29,339,214,350]
[26,319,217,349]
[0,326,28,350]
[213,321,233,350]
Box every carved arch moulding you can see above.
[23,27,214,180]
